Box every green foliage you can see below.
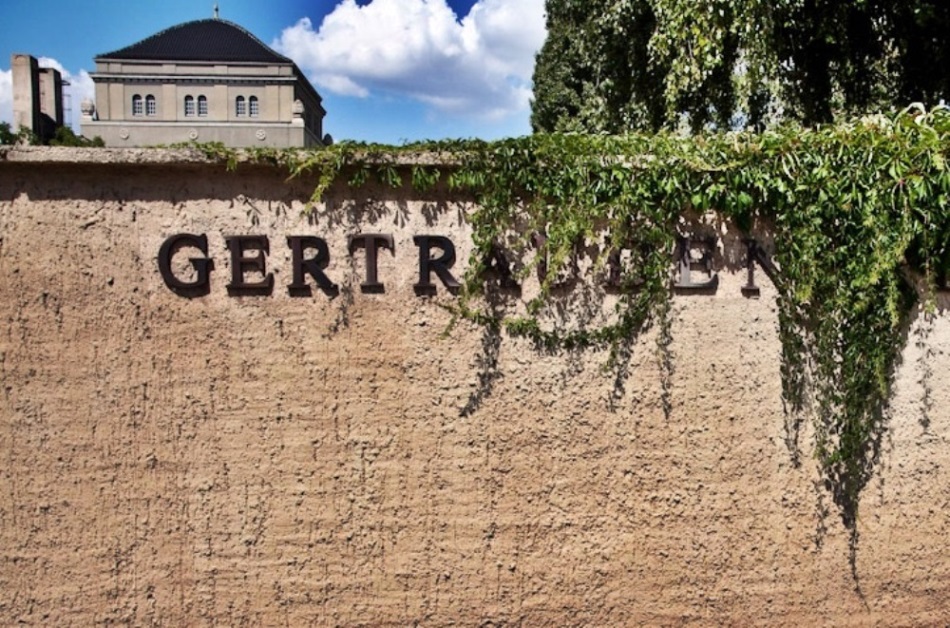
[48,125,104,147]
[532,0,950,132]
[0,122,15,145]
[197,108,950,539]
[3,123,104,147]
[0,124,39,146]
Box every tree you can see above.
[0,122,103,147]
[0,123,38,146]
[0,122,15,145]
[48,125,105,147]
[531,0,950,133]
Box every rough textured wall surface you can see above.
[1,149,949,625]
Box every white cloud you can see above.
[38,57,96,134]
[36,56,66,75]
[68,70,96,133]
[272,0,546,121]
[0,68,12,125]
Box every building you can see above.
[82,15,328,148]
[11,53,66,143]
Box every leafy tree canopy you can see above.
[0,122,15,146]
[49,125,104,147]
[0,122,102,147]
[532,0,950,133]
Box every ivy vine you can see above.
[194,105,950,547]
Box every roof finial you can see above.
[213,3,220,19]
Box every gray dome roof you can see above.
[97,19,292,64]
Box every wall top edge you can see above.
[0,146,219,165]
[0,146,458,168]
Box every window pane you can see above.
[236,96,246,117]
[198,96,208,117]
[249,96,259,117]
[146,95,156,116]
[185,96,194,116]
[132,95,143,116]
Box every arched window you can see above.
[132,94,143,116]
[197,95,208,117]
[184,95,195,117]
[249,96,259,118]
[145,95,157,116]
[236,95,246,117]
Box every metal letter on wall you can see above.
[481,243,520,292]
[605,244,648,292]
[532,231,577,289]
[225,235,274,296]
[158,233,213,297]
[673,235,719,292]
[413,235,461,295]
[741,238,779,297]
[287,236,338,296]
[348,233,394,293]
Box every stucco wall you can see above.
[1,148,949,625]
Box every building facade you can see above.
[82,17,328,148]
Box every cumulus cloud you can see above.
[70,70,96,107]
[272,0,546,120]
[38,58,96,133]
[0,68,12,125]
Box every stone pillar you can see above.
[11,53,40,139]
[11,54,64,143]
[37,67,64,127]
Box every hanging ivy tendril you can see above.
[193,104,950,540]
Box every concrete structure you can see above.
[11,54,65,143]
[2,147,950,624]
[82,18,328,148]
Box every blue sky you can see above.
[0,0,546,143]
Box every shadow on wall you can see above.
[2,158,458,206]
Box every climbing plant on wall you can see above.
[198,105,950,553]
